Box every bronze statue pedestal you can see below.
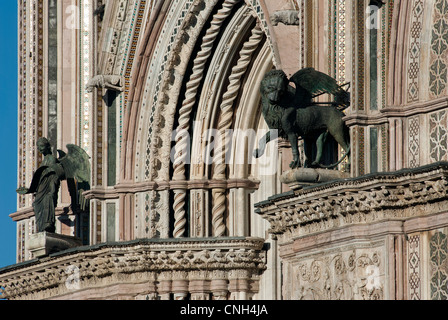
[27,232,83,258]
[281,168,350,190]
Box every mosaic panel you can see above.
[381,2,388,109]
[356,0,365,111]
[80,0,92,153]
[408,235,421,300]
[121,0,147,148]
[338,0,347,84]
[430,231,448,300]
[407,0,424,103]
[29,0,38,180]
[37,0,43,147]
[246,0,276,66]
[429,0,448,98]
[380,124,389,172]
[293,0,305,68]
[358,127,365,176]
[306,0,313,68]
[408,116,420,168]
[18,0,27,208]
[429,110,448,162]
[328,0,340,80]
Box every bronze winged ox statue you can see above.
[254,67,351,169]
[17,138,91,233]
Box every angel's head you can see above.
[260,70,288,104]
[37,137,52,155]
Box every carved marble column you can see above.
[158,273,172,301]
[190,274,211,300]
[211,271,230,300]
[228,270,251,300]
[212,24,264,237]
[172,0,243,239]
[172,271,189,300]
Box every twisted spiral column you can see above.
[211,24,264,237]
[173,0,241,181]
[172,0,241,239]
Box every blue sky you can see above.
[0,2,18,269]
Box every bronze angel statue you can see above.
[254,67,351,169]
[17,138,91,233]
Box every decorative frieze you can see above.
[256,163,448,239]
[0,237,266,300]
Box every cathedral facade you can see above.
[1,0,448,300]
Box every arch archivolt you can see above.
[189,5,255,181]
[124,0,280,240]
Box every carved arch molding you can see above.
[116,0,280,240]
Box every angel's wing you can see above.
[58,145,91,211]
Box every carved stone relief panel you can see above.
[190,189,210,238]
[283,243,385,300]
[134,190,170,239]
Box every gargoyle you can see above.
[86,74,124,93]
[254,68,351,169]
[271,10,301,26]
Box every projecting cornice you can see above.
[0,237,266,300]
[83,179,260,200]
[343,97,448,126]
[255,162,448,239]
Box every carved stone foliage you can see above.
[0,238,266,300]
[135,190,169,239]
[289,249,383,300]
[256,163,448,238]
